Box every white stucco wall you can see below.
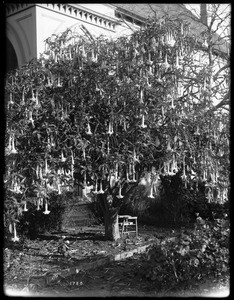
[35,4,137,59]
[6,3,136,66]
[73,3,117,19]
[6,5,37,67]
[3,4,163,68]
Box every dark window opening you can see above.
[6,38,18,73]
[115,12,121,19]
[115,11,144,27]
[124,15,133,23]
[134,19,143,27]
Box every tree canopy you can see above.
[5,14,230,240]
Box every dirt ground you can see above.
[4,225,230,297]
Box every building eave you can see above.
[6,3,121,33]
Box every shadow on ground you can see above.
[37,231,107,242]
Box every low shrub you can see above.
[11,192,68,239]
[137,214,230,291]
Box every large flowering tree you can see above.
[5,14,230,241]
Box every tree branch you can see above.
[148,4,158,18]
[118,13,136,33]
[80,25,95,42]
[213,63,230,80]
[205,91,230,115]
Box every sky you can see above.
[184,4,230,39]
[184,4,200,18]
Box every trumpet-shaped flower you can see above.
[146,77,151,88]
[7,136,12,153]
[36,165,40,178]
[163,54,170,70]
[65,169,71,177]
[140,114,147,128]
[36,199,41,210]
[71,164,74,179]
[39,167,43,180]
[98,181,105,194]
[8,93,14,107]
[175,54,181,69]
[126,171,131,183]
[43,201,50,214]
[28,111,34,126]
[11,136,18,154]
[163,162,169,175]
[115,163,119,180]
[140,89,144,104]
[57,76,62,87]
[71,151,74,165]
[133,148,139,162]
[34,90,40,107]
[61,151,67,162]
[202,39,208,48]
[167,141,172,151]
[132,165,137,182]
[107,141,110,155]
[86,123,92,135]
[45,159,49,174]
[151,36,158,49]
[23,201,28,212]
[194,126,200,135]
[148,186,154,198]
[12,223,20,242]
[107,121,114,135]
[148,65,153,76]
[58,183,62,195]
[171,97,175,109]
[21,89,25,104]
[155,136,160,147]
[166,32,176,47]
[91,50,98,63]
[168,162,175,176]
[123,119,127,131]
[181,169,187,181]
[117,185,124,199]
[93,180,98,194]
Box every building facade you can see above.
[5,3,140,71]
[7,3,222,73]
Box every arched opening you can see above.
[6,38,18,73]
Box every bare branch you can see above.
[80,25,95,42]
[117,13,136,33]
[205,91,230,115]
[213,63,230,80]
[211,15,230,36]
[147,4,158,18]
[207,4,220,30]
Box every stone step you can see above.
[62,203,97,228]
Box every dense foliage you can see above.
[5,14,230,240]
[4,191,68,240]
[137,214,229,291]
[120,172,229,226]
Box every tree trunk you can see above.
[97,192,121,241]
[104,209,120,241]
[200,4,208,25]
